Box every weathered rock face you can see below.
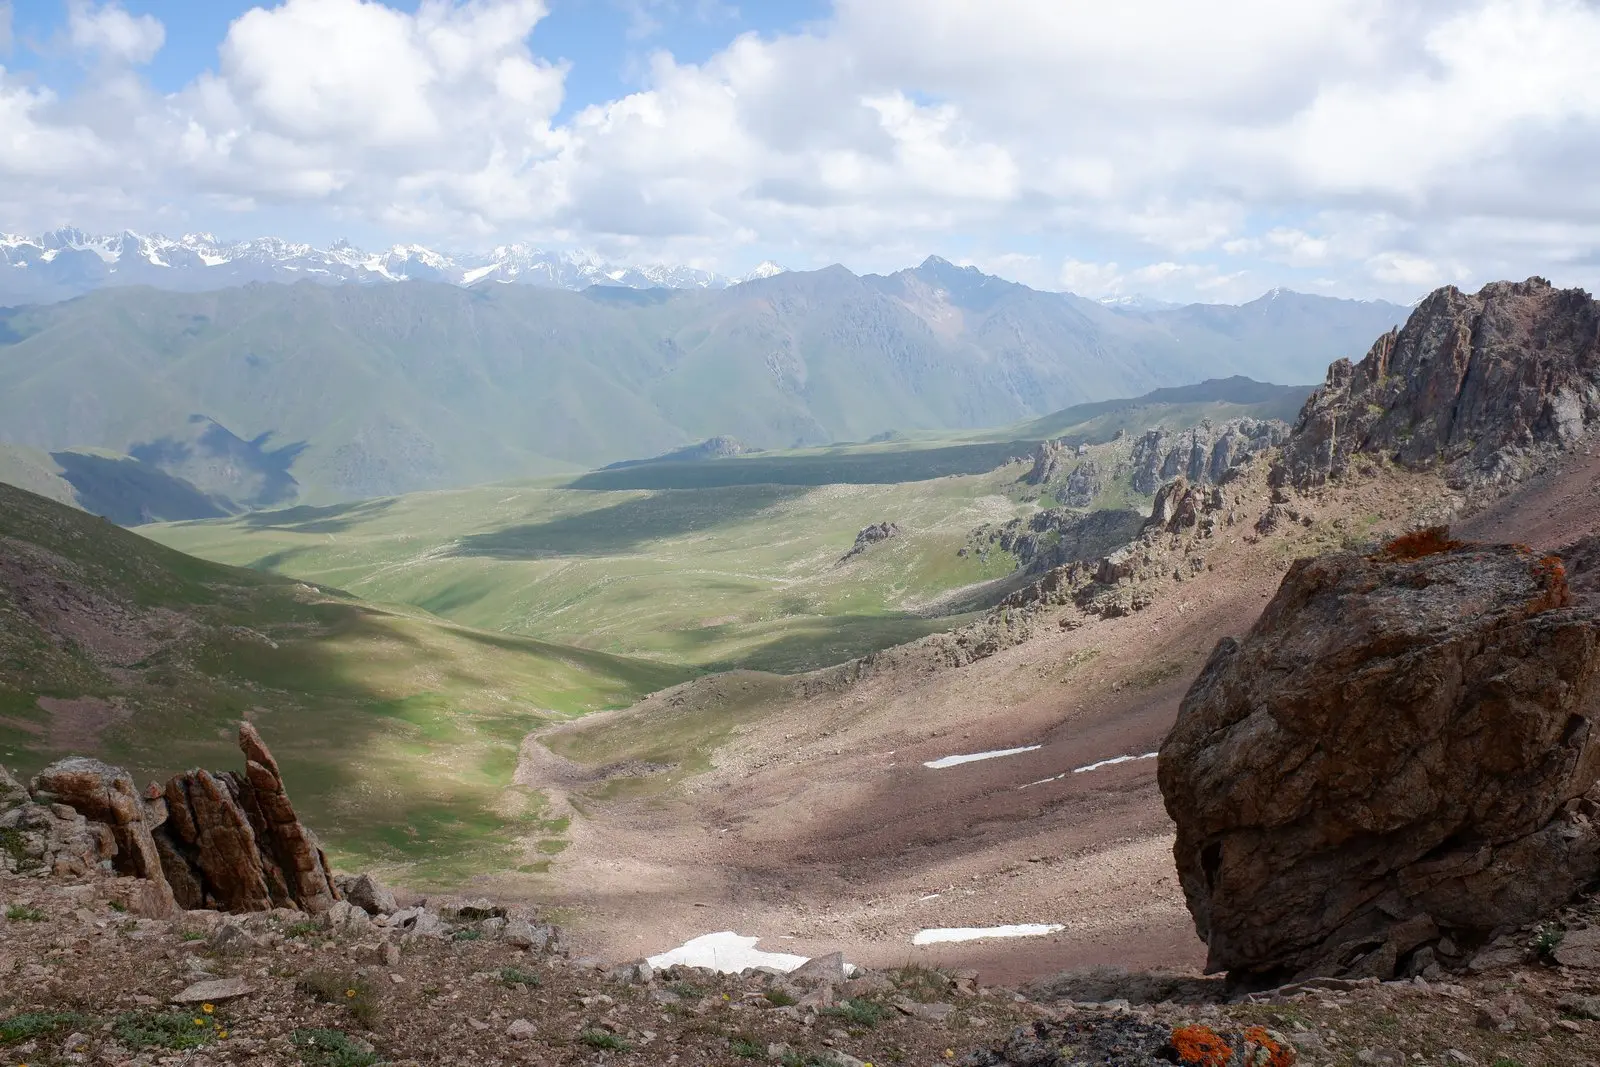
[1131,418,1287,496]
[1060,460,1102,509]
[5,723,337,916]
[1280,278,1600,491]
[1022,440,1069,486]
[1,762,111,878]
[155,723,338,913]
[977,507,1148,576]
[1160,533,1600,985]
[31,758,172,904]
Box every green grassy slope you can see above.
[1001,376,1314,442]
[145,467,1035,674]
[0,481,690,884]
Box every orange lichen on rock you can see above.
[1527,554,1572,613]
[1171,1024,1233,1067]
[1381,525,1466,560]
[1241,1026,1297,1067]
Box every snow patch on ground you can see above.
[1074,752,1158,773]
[923,745,1040,769]
[646,932,811,974]
[1018,751,1158,789]
[912,924,1065,945]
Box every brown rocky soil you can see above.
[492,457,1520,986]
[6,867,1600,1066]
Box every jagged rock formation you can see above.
[840,521,902,562]
[1131,418,1287,495]
[154,723,338,913]
[4,723,338,916]
[1281,278,1600,491]
[1159,530,1600,985]
[1060,460,1102,508]
[968,508,1147,576]
[1022,440,1070,486]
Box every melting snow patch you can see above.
[1019,751,1159,789]
[923,745,1040,770]
[646,932,810,974]
[912,924,1064,946]
[1073,752,1158,774]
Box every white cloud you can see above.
[1,0,1599,301]
[68,1,164,64]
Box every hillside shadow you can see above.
[449,485,809,559]
[51,452,229,525]
[129,416,304,509]
[568,441,1034,490]
[241,498,397,534]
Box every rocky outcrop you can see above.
[972,508,1147,576]
[155,723,338,913]
[4,723,338,916]
[1,762,110,878]
[1022,440,1069,486]
[1160,531,1600,985]
[1131,418,1287,495]
[1060,460,1102,508]
[1280,278,1600,491]
[30,757,176,911]
[840,521,902,562]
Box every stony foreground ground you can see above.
[6,873,1600,1067]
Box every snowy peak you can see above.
[745,260,789,281]
[0,227,792,304]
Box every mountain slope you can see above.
[0,262,1407,503]
[0,480,690,881]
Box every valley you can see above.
[7,7,1600,1062]
[6,274,1600,1066]
[81,276,1600,990]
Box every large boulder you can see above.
[1159,530,1600,985]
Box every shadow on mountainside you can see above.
[240,496,398,534]
[567,442,1035,490]
[448,484,810,559]
[50,451,231,525]
[0,480,679,888]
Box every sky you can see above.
[0,0,1597,303]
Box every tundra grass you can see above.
[147,470,1030,674]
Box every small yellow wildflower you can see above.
[722,993,730,1001]
[193,1018,205,1026]
[945,1051,955,1059]
[345,989,357,998]
[202,1003,215,1014]
[219,1031,229,1039]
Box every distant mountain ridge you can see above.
[0,227,790,306]
[0,257,1409,505]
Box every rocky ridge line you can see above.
[1280,277,1600,492]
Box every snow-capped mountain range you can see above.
[0,227,789,306]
